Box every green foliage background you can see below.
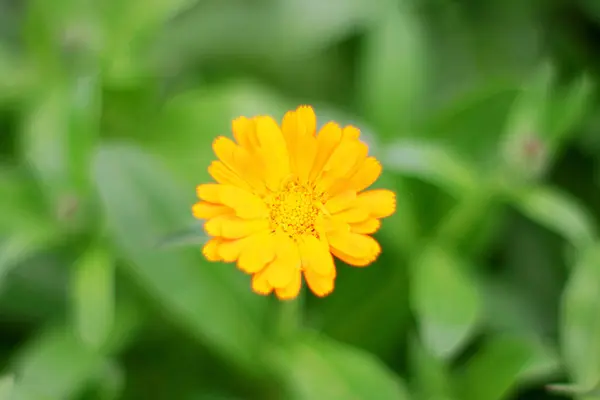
[1,0,600,399]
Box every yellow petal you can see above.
[322,216,349,233]
[232,116,259,150]
[330,248,375,267]
[332,207,370,224]
[319,140,368,192]
[299,235,335,276]
[351,219,381,234]
[217,238,248,262]
[324,190,356,214]
[282,106,318,182]
[266,235,300,288]
[204,215,268,239]
[212,136,266,193]
[356,189,396,218]
[251,270,273,295]
[212,136,238,165]
[192,201,231,220]
[197,184,268,219]
[348,157,382,192]
[207,161,251,190]
[237,232,276,273]
[202,238,222,261]
[304,268,334,297]
[342,125,360,140]
[196,184,221,203]
[327,230,381,267]
[275,269,302,300]
[309,122,342,182]
[218,186,268,219]
[254,116,290,188]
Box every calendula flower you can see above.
[192,105,395,300]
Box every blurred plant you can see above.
[0,0,599,399]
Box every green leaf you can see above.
[0,232,55,287]
[0,167,51,232]
[411,246,482,359]
[511,186,596,249]
[92,143,268,374]
[152,0,382,71]
[424,84,519,165]
[578,0,600,25]
[10,328,104,400]
[358,3,426,136]
[502,63,554,142]
[9,302,142,400]
[408,336,455,400]
[0,167,59,287]
[500,63,554,179]
[20,75,101,227]
[71,244,115,350]
[0,375,14,400]
[281,334,411,400]
[516,338,561,384]
[0,45,34,105]
[561,244,600,389]
[156,223,208,249]
[102,0,197,85]
[546,381,600,397]
[546,74,594,145]
[456,334,541,400]
[382,139,477,196]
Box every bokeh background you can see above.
[1,0,600,399]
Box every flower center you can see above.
[268,178,323,239]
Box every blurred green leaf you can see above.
[281,334,411,400]
[517,338,561,384]
[456,334,541,400]
[9,302,142,400]
[382,139,477,197]
[89,360,125,400]
[502,63,553,141]
[511,185,596,249]
[0,375,14,400]
[156,223,208,249]
[358,4,426,136]
[153,0,382,70]
[423,84,519,168]
[545,74,594,145]
[408,336,455,400]
[546,381,600,398]
[93,143,269,374]
[578,0,600,25]
[72,244,115,350]
[275,0,384,54]
[561,243,600,389]
[500,63,554,179]
[20,75,101,227]
[0,45,34,105]
[0,167,50,232]
[102,0,197,85]
[0,231,55,286]
[10,328,104,400]
[411,246,482,359]
[0,168,59,287]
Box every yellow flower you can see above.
[192,105,396,300]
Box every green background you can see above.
[1,0,600,399]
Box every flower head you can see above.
[192,106,396,300]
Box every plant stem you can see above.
[275,289,304,342]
